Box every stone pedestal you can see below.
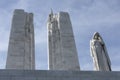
[0,70,120,80]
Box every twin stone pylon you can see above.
[6,9,35,69]
[6,9,80,70]
[47,11,80,70]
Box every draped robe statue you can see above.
[90,32,111,71]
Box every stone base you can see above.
[0,69,120,80]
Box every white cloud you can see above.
[35,27,47,44]
[81,63,93,70]
[10,0,29,10]
[0,52,7,69]
[0,9,11,52]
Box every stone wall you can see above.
[0,69,120,80]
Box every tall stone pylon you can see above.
[6,9,35,69]
[47,11,80,70]
[90,32,111,71]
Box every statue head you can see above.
[92,32,104,44]
[93,32,100,40]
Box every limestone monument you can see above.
[2,9,120,80]
[6,9,35,69]
[90,32,111,71]
[47,11,80,70]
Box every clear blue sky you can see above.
[0,0,120,71]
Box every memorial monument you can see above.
[6,9,35,70]
[90,32,111,71]
[1,9,120,80]
[47,11,80,70]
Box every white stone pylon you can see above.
[90,32,111,71]
[47,11,80,70]
[6,9,35,69]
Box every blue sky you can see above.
[0,0,120,71]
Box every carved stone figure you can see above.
[90,32,111,71]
